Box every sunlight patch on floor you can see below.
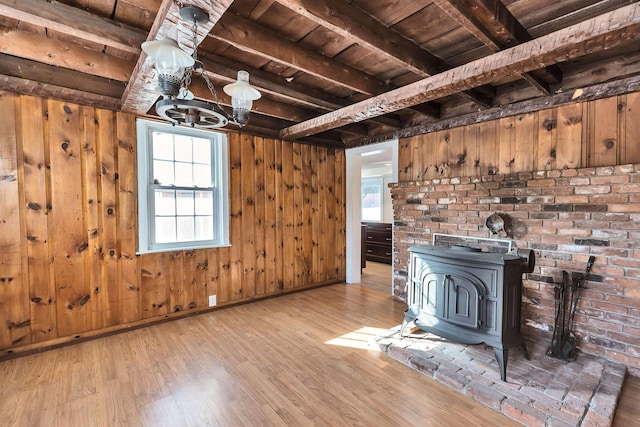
[324,326,389,350]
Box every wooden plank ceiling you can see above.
[0,0,639,147]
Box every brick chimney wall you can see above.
[390,163,640,374]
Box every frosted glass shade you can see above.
[142,38,194,79]
[224,71,261,107]
[223,71,261,125]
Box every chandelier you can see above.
[141,5,261,128]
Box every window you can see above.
[136,119,229,254]
[361,177,383,222]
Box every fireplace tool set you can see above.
[547,256,595,361]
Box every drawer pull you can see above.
[367,235,373,240]
[385,237,392,241]
[385,252,391,256]
[367,250,373,253]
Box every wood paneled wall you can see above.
[0,92,346,356]
[399,93,640,180]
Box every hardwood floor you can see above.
[360,261,640,426]
[613,373,640,427]
[0,282,518,425]
[360,260,393,293]
[0,261,636,426]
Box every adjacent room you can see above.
[1,0,639,425]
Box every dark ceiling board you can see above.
[0,0,145,54]
[272,0,449,76]
[432,0,563,95]
[0,54,125,98]
[272,0,493,110]
[0,24,133,82]
[212,12,442,120]
[212,13,391,95]
[280,3,640,139]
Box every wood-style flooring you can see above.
[360,261,640,427]
[0,261,637,426]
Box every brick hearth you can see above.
[375,327,626,426]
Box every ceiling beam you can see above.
[0,0,145,55]
[279,3,640,140]
[121,0,234,114]
[211,13,441,118]
[0,54,125,99]
[272,0,493,108]
[0,54,123,111]
[0,74,122,110]
[432,0,562,95]
[0,25,132,82]
[347,75,640,148]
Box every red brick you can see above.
[575,185,611,194]
[560,395,589,417]
[581,411,613,427]
[578,168,597,176]
[464,382,506,410]
[561,169,579,177]
[502,398,549,426]
[569,177,591,186]
[614,164,635,174]
[604,349,640,365]
[608,331,640,347]
[588,194,629,203]
[555,195,589,203]
[608,203,640,212]
[591,175,630,185]
[528,179,557,187]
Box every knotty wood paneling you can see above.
[0,92,346,357]
[0,93,29,349]
[398,93,640,180]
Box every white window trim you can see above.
[136,119,230,254]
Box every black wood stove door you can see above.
[416,268,487,330]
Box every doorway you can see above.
[345,140,398,285]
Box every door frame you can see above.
[345,140,398,283]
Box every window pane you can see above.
[153,160,174,185]
[175,162,193,186]
[193,164,211,187]
[174,135,193,162]
[152,132,174,160]
[195,216,214,240]
[176,191,194,216]
[155,190,176,216]
[177,217,195,241]
[193,138,211,163]
[195,191,213,215]
[362,180,382,222]
[155,217,176,243]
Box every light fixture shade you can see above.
[223,71,261,125]
[142,38,194,97]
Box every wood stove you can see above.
[403,245,535,381]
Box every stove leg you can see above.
[521,342,530,360]
[494,347,508,382]
[401,308,417,337]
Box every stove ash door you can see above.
[415,268,487,330]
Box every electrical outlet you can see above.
[208,295,217,307]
